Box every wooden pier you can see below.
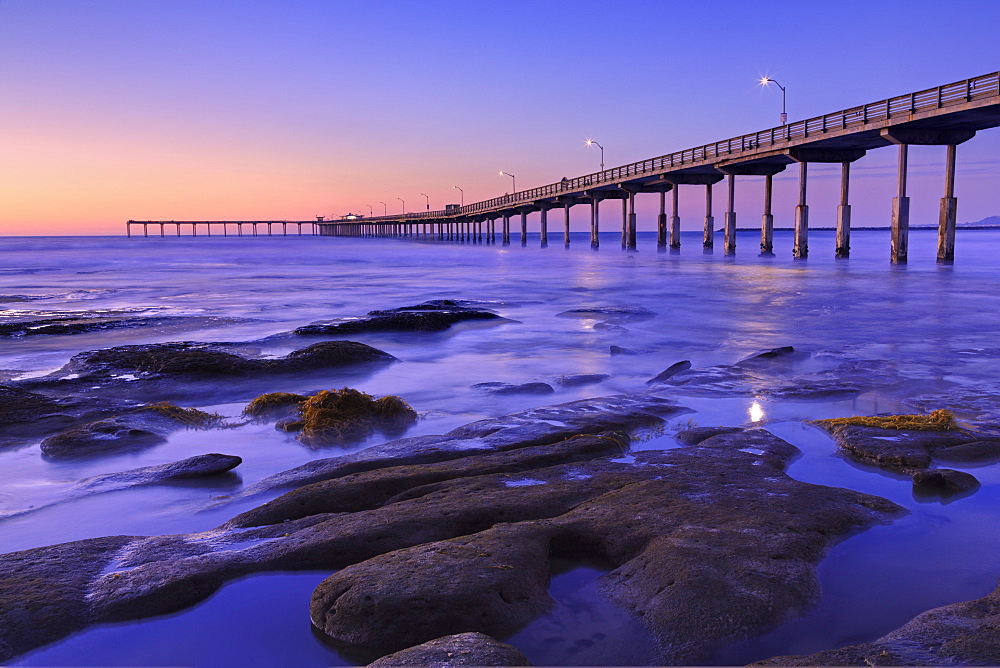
[126,221,318,238]
[313,70,1000,263]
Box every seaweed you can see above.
[243,392,307,418]
[813,409,962,432]
[295,388,417,445]
[140,401,223,428]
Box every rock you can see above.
[16,341,396,394]
[933,438,1000,462]
[0,398,901,665]
[912,468,980,494]
[472,382,555,395]
[736,346,796,365]
[0,536,134,665]
[558,306,656,320]
[818,423,989,472]
[40,417,168,458]
[368,632,531,667]
[235,393,682,497]
[39,404,222,459]
[758,582,1000,666]
[646,360,692,385]
[609,346,641,356]
[312,524,553,651]
[0,315,187,338]
[0,454,242,520]
[555,374,609,387]
[0,384,134,443]
[674,426,744,445]
[294,300,503,335]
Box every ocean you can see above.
[2,229,999,666]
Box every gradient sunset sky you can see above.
[2,0,999,236]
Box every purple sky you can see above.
[1,0,999,234]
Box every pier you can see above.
[315,71,1000,263]
[125,220,318,238]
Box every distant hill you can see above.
[960,215,1000,227]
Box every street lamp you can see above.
[585,138,605,171]
[365,204,373,216]
[759,76,787,125]
[396,197,405,213]
[499,170,516,193]
[453,185,464,206]
[379,201,387,215]
[420,193,429,210]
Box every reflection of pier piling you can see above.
[138,72,1000,262]
[126,221,318,238]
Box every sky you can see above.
[2,0,1000,235]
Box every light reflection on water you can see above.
[2,230,1000,665]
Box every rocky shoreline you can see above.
[1,299,999,666]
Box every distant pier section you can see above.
[126,220,318,237]
[134,71,1000,263]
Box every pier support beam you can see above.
[627,192,636,250]
[562,200,573,247]
[761,174,774,255]
[891,143,910,264]
[520,211,528,247]
[669,186,681,249]
[724,174,736,255]
[837,163,852,258]
[540,207,549,247]
[793,162,809,259]
[657,192,667,248]
[938,144,958,262]
[704,185,714,248]
[621,198,628,249]
[880,126,975,264]
[502,214,510,246]
[590,198,599,249]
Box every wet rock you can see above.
[294,300,503,335]
[0,384,134,442]
[18,340,395,391]
[227,433,627,528]
[0,536,134,665]
[367,632,531,667]
[609,346,641,356]
[0,407,901,665]
[473,382,555,395]
[906,385,1000,436]
[304,429,903,661]
[758,582,1000,666]
[646,360,692,385]
[39,404,222,459]
[236,393,682,497]
[912,468,980,494]
[0,316,187,338]
[555,373,609,387]
[933,438,1000,462]
[819,424,991,472]
[674,426,744,445]
[558,306,656,320]
[736,346,796,365]
[0,454,242,520]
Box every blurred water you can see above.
[4,229,1000,665]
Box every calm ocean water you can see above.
[3,229,1000,666]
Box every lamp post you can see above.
[396,197,405,213]
[379,201,387,216]
[365,204,373,216]
[759,76,787,125]
[420,193,429,210]
[453,185,464,206]
[499,170,516,193]
[585,138,605,171]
